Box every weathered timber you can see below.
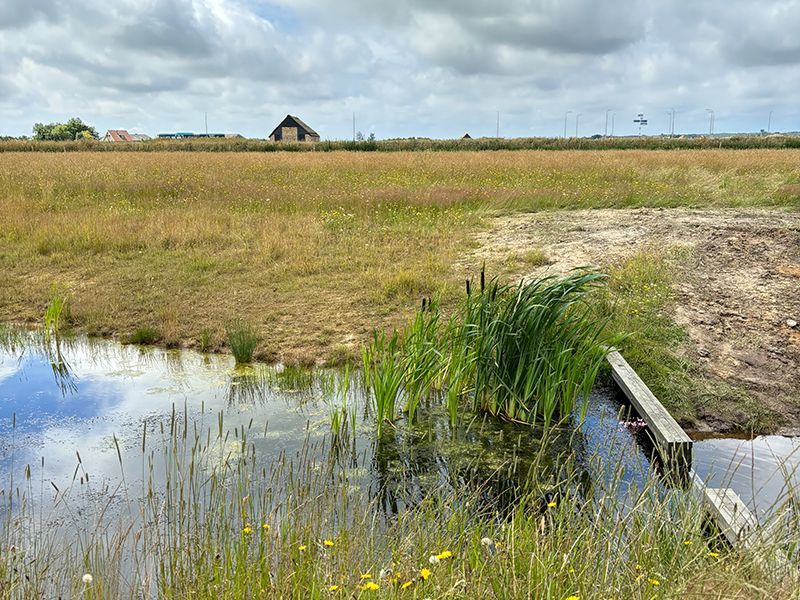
[606,350,692,475]
[690,471,797,581]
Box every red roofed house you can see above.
[102,130,136,142]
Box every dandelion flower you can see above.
[547,501,557,509]
[435,550,452,560]
[242,526,253,535]
[360,573,372,580]
[428,555,440,565]
[420,568,431,580]
[683,540,692,546]
[360,582,379,591]
[262,523,270,531]
[401,580,413,590]
[648,578,660,586]
[707,551,720,558]
[82,574,93,584]
[299,544,307,552]
[328,585,339,592]
[324,539,334,547]
[565,596,579,600]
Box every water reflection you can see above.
[0,330,735,524]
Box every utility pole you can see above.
[604,109,611,136]
[564,110,572,138]
[575,113,581,137]
[496,111,500,138]
[666,109,675,136]
[205,112,208,135]
[705,108,715,135]
[352,113,356,141]
[611,113,615,136]
[767,110,773,133]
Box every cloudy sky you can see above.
[1,0,798,139]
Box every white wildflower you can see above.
[82,574,93,584]
[428,555,440,565]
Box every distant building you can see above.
[102,130,135,142]
[269,115,320,142]
[157,132,225,139]
[462,133,472,139]
[102,130,150,142]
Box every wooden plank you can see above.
[703,487,757,545]
[690,471,797,580]
[606,350,692,474]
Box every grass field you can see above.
[0,149,798,423]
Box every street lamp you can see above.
[575,113,582,137]
[705,108,715,135]
[564,111,572,138]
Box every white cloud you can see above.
[0,0,799,139]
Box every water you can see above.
[0,331,655,512]
[1,329,795,524]
[693,435,800,521]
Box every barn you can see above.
[269,115,320,142]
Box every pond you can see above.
[0,330,796,524]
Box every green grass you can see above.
[362,271,614,430]
[1,405,796,599]
[127,325,160,345]
[227,320,258,364]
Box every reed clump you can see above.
[361,270,614,430]
[226,320,258,364]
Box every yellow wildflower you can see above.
[401,580,413,590]
[298,544,307,552]
[707,551,720,558]
[360,573,372,580]
[565,596,580,600]
[328,585,339,592]
[262,523,270,531]
[435,550,453,560]
[648,578,660,586]
[683,540,692,546]
[547,501,557,508]
[324,539,334,547]
[360,582,379,591]
[242,525,253,535]
[420,568,431,580]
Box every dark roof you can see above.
[269,115,319,138]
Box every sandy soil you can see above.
[469,208,800,435]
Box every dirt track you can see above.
[471,208,800,435]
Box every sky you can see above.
[1,0,799,139]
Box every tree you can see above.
[32,118,98,141]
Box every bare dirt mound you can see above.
[470,208,800,435]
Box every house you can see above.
[462,133,472,139]
[269,115,320,142]
[102,129,135,142]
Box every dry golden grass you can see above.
[0,150,798,363]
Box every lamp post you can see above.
[564,110,572,138]
[605,109,612,136]
[575,113,582,138]
[611,113,616,136]
[767,110,773,133]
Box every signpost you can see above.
[634,113,648,136]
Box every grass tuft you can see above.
[227,320,258,364]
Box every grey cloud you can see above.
[0,0,62,30]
